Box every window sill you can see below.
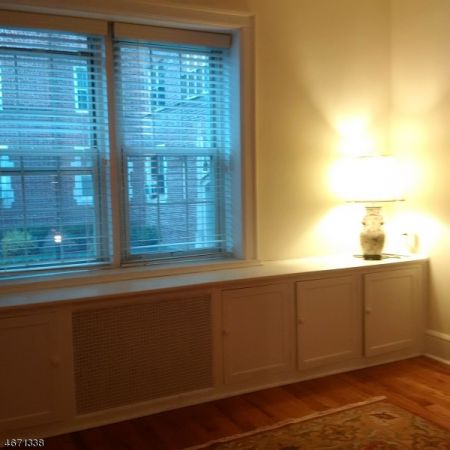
[0,256,261,296]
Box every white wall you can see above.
[391,0,450,349]
[250,0,391,259]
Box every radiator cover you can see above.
[72,295,212,414]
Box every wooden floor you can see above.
[45,357,450,449]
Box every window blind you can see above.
[0,26,110,271]
[114,37,232,263]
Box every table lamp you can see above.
[343,155,404,260]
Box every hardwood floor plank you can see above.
[75,427,113,450]
[213,396,274,431]
[44,433,80,450]
[242,386,313,421]
[43,357,450,450]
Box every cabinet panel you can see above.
[222,283,294,385]
[0,311,73,433]
[364,267,422,357]
[296,276,361,369]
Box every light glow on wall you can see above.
[336,117,377,156]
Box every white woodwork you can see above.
[222,283,294,385]
[0,311,73,435]
[296,276,361,369]
[364,267,422,357]
[0,254,427,308]
[0,258,427,441]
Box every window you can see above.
[181,54,208,100]
[73,65,89,112]
[72,155,94,205]
[0,25,109,270]
[0,13,250,275]
[0,151,14,208]
[144,155,167,203]
[0,66,3,111]
[149,58,166,108]
[115,36,231,262]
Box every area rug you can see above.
[184,397,450,449]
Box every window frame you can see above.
[0,7,256,283]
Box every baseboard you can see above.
[424,329,450,365]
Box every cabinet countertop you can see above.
[0,254,427,310]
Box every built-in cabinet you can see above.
[364,267,423,357]
[0,311,73,435]
[296,275,361,369]
[0,258,426,441]
[222,283,294,385]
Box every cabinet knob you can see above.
[365,307,372,315]
[222,329,230,337]
[297,318,304,325]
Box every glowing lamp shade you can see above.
[337,155,404,203]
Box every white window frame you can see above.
[0,7,255,281]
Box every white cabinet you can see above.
[0,311,73,435]
[296,275,361,369]
[364,267,424,357]
[0,258,427,441]
[222,283,295,385]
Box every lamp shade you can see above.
[337,155,404,203]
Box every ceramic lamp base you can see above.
[360,206,385,260]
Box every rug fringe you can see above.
[182,396,387,450]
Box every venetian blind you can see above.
[114,26,232,263]
[0,25,110,271]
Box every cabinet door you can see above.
[296,276,361,369]
[0,311,73,434]
[364,267,422,357]
[222,283,294,385]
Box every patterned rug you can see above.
[184,397,450,450]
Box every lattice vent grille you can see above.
[72,295,212,414]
